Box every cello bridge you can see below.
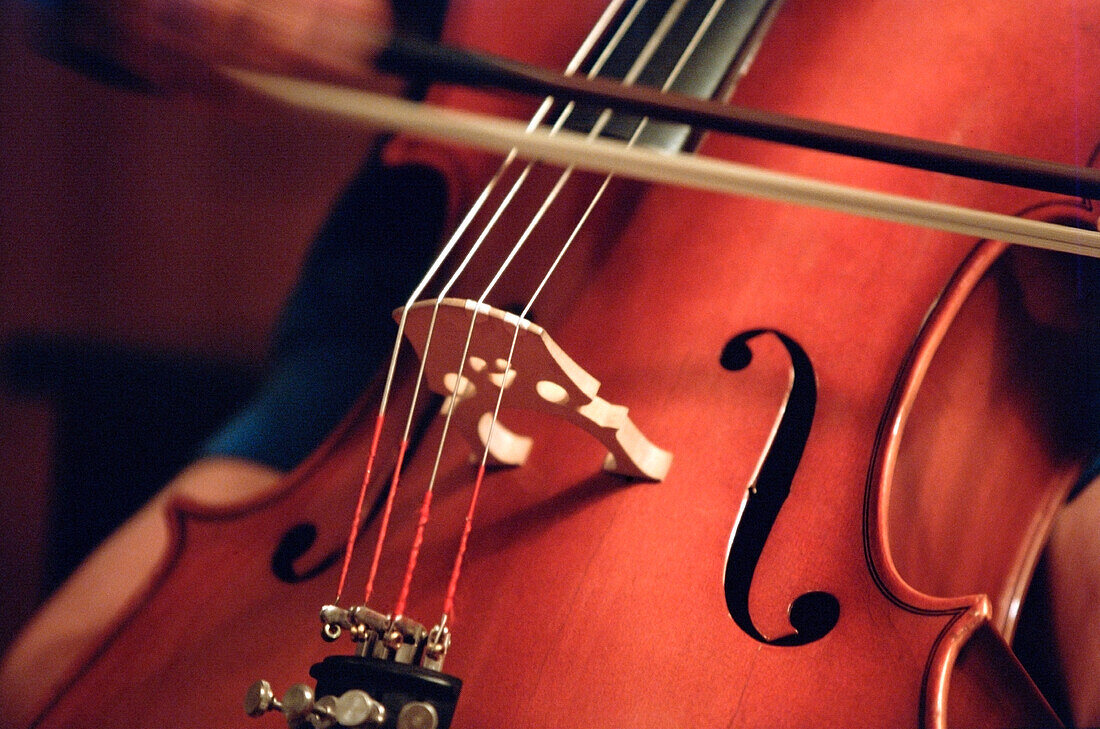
[397,298,672,481]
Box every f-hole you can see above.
[720,330,839,646]
[272,523,341,584]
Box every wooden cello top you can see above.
[3,0,1100,727]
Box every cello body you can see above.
[3,0,1099,726]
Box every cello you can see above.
[2,0,1099,726]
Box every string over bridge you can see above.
[396,298,672,481]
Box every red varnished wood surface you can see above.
[3,0,1099,726]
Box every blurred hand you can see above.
[33,0,401,97]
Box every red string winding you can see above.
[442,462,488,623]
[363,437,410,604]
[335,412,385,604]
[393,487,434,617]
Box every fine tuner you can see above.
[244,680,387,728]
[245,607,458,729]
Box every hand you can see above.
[33,0,401,97]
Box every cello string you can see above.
[438,0,732,626]
[359,118,549,605]
[354,0,653,608]
[391,0,696,620]
[336,138,529,604]
[376,0,650,469]
[335,0,633,605]
[372,0,656,612]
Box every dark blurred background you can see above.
[0,0,382,653]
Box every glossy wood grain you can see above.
[3,0,1099,726]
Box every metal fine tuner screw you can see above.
[244,680,385,728]
[397,701,439,729]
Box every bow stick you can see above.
[227,67,1100,257]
